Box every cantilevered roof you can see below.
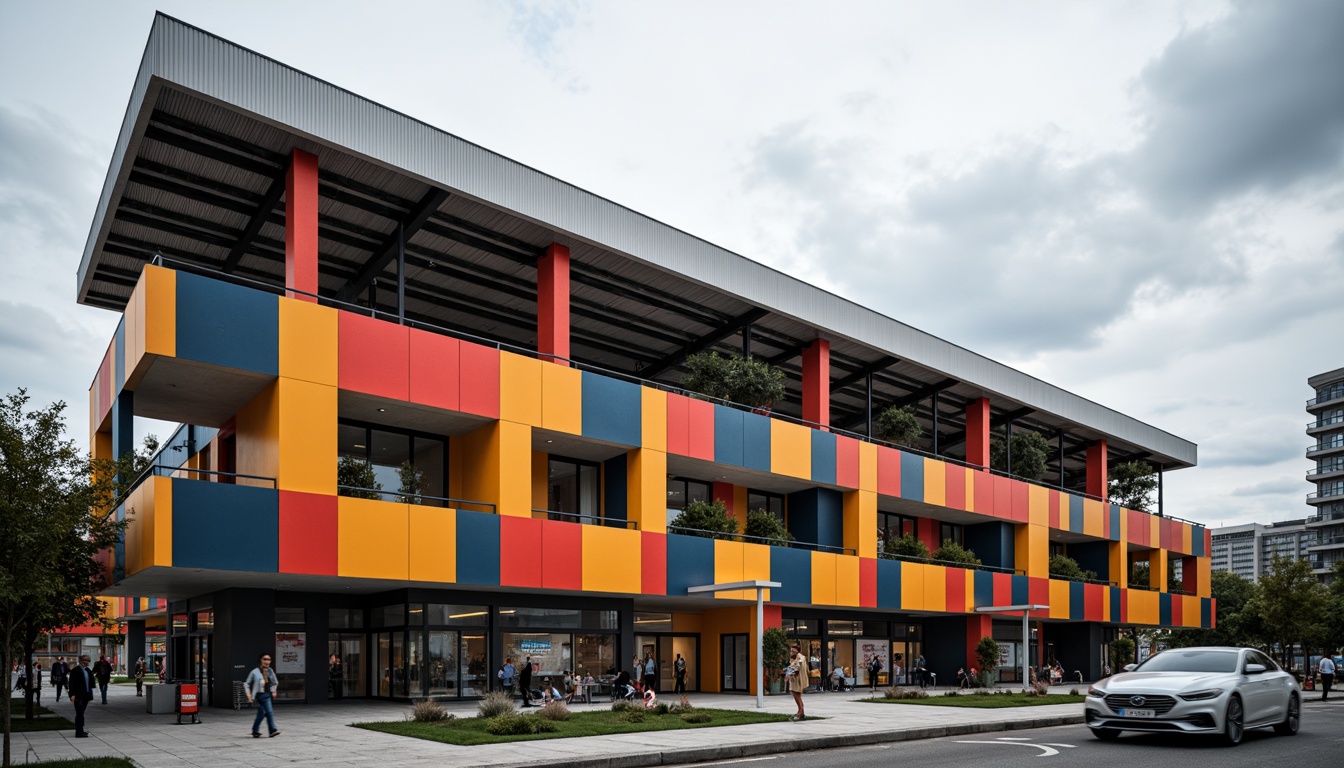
[76,13,1196,476]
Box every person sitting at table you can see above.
[830,665,846,691]
[539,678,564,702]
[612,669,634,700]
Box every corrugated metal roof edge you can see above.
[76,13,1196,468]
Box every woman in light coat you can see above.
[786,644,808,721]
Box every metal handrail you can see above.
[532,509,638,530]
[336,486,496,512]
[1047,573,1120,587]
[144,258,1203,531]
[666,525,855,555]
[1308,464,1344,476]
[120,463,277,500]
[1308,414,1344,429]
[1307,389,1344,407]
[1308,488,1344,501]
[877,550,1024,575]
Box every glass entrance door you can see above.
[329,633,365,698]
[721,634,748,692]
[190,636,210,705]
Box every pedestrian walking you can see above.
[244,652,281,738]
[519,655,534,707]
[786,644,808,721]
[673,653,687,695]
[30,662,43,705]
[916,654,928,689]
[869,654,883,692]
[498,656,516,694]
[134,657,147,696]
[643,652,657,694]
[51,656,68,701]
[92,654,113,704]
[67,655,95,738]
[1319,653,1336,701]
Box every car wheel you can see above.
[1273,692,1299,736]
[1223,694,1244,746]
[1091,728,1121,741]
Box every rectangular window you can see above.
[634,612,673,632]
[329,608,363,629]
[372,604,405,628]
[877,512,917,548]
[547,456,601,523]
[337,420,447,504]
[667,477,713,525]
[426,604,489,626]
[939,523,964,547]
[171,614,188,635]
[275,607,305,626]
[746,490,786,520]
[274,630,306,700]
[498,607,618,630]
[193,611,213,633]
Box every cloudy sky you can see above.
[1,0,1341,529]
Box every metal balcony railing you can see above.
[1308,414,1344,429]
[667,525,856,555]
[877,551,1025,576]
[1308,436,1344,455]
[336,486,496,513]
[1307,388,1344,407]
[1308,463,1344,477]
[532,509,638,530]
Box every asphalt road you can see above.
[677,701,1344,768]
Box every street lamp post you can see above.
[687,579,782,708]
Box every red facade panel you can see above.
[859,557,877,608]
[666,393,691,457]
[408,328,460,411]
[945,464,966,510]
[278,491,337,576]
[457,341,500,418]
[993,475,1013,520]
[540,519,582,591]
[1085,584,1104,622]
[499,516,543,588]
[876,446,901,497]
[835,435,860,489]
[917,517,940,553]
[641,532,667,595]
[1048,491,1061,529]
[1029,576,1050,608]
[687,398,715,461]
[1010,480,1029,523]
[944,566,966,612]
[338,312,409,400]
[992,572,1012,605]
[974,470,994,517]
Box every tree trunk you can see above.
[3,626,12,768]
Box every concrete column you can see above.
[1086,440,1108,499]
[285,149,319,302]
[965,398,991,469]
[537,243,571,364]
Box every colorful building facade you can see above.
[80,15,1211,707]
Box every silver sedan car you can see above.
[1084,646,1300,745]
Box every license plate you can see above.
[1117,708,1155,718]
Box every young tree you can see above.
[1,391,129,765]
[875,405,921,448]
[1246,556,1328,669]
[931,540,980,567]
[990,429,1049,481]
[1109,460,1158,512]
[974,636,1000,688]
[1049,554,1097,582]
[883,533,930,562]
[681,352,787,410]
[744,509,792,547]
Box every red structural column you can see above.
[285,148,319,302]
[802,338,830,428]
[537,243,571,365]
[1086,440,1108,499]
[966,614,993,675]
[965,397,991,469]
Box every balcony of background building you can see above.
[1307,412,1344,434]
[1308,460,1344,483]
[1307,384,1344,412]
[1308,435,1344,459]
[1308,484,1344,505]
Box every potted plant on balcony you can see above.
[931,540,980,568]
[744,509,793,547]
[875,405,922,448]
[669,499,739,540]
[680,351,786,411]
[974,636,1000,689]
[1048,554,1097,582]
[883,533,930,563]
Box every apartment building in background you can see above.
[1307,367,1344,582]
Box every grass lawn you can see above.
[6,699,55,716]
[355,707,794,745]
[6,697,74,731]
[863,693,1085,708]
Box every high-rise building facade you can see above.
[79,15,1213,707]
[1307,367,1344,581]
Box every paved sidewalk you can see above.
[11,683,1088,767]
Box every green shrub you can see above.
[669,499,739,540]
[744,508,792,546]
[875,405,921,447]
[990,430,1049,481]
[882,686,928,700]
[974,636,1001,680]
[477,690,516,718]
[931,540,980,567]
[884,533,930,562]
[611,700,643,713]
[486,712,557,735]
[651,702,671,715]
[763,626,791,685]
[1049,554,1097,582]
[409,699,453,722]
[680,712,712,723]
[538,700,571,721]
[617,709,646,723]
[681,352,786,409]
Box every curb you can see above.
[487,714,1087,768]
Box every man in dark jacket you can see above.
[67,655,95,737]
[519,656,534,707]
[92,655,113,704]
[51,657,68,701]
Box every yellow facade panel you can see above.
[743,543,772,598]
[922,458,946,507]
[582,526,641,593]
[770,420,811,479]
[125,277,144,380]
[338,497,409,580]
[812,551,838,606]
[1083,499,1104,538]
[627,448,667,534]
[540,363,582,435]
[409,506,456,583]
[858,441,878,493]
[640,387,667,452]
[714,539,747,598]
[278,298,337,386]
[142,264,176,358]
[922,564,947,612]
[1028,485,1048,528]
[901,562,926,610]
[964,468,976,513]
[835,555,860,607]
[843,489,877,559]
[1050,579,1071,620]
[1109,542,1128,589]
[1015,524,1049,579]
[499,352,543,426]
[277,378,337,494]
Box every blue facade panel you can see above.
[171,479,278,572]
[742,412,772,472]
[175,271,278,375]
[1068,494,1084,533]
[810,430,836,485]
[1159,593,1173,626]
[1069,581,1086,619]
[973,569,995,608]
[786,488,844,551]
[899,451,925,501]
[1011,574,1029,605]
[770,546,812,604]
[1109,504,1122,540]
[713,405,745,467]
[455,510,501,585]
[580,372,642,446]
[665,534,715,596]
[877,558,903,609]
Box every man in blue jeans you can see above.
[245,653,281,738]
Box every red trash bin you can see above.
[176,683,201,724]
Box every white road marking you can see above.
[953,739,1076,757]
[694,758,779,766]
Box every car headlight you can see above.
[1178,688,1224,701]
[1087,686,1106,697]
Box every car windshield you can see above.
[1137,650,1239,673]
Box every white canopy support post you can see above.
[687,579,782,708]
[974,604,1049,689]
